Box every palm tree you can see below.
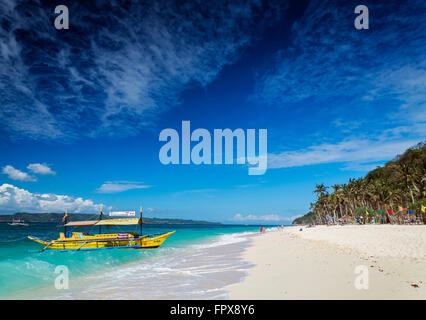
[307,142,425,225]
[314,184,329,222]
[331,184,343,219]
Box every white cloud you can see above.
[232,213,282,222]
[252,0,426,145]
[96,181,151,194]
[27,163,55,175]
[232,213,302,223]
[0,1,283,140]
[2,165,35,181]
[253,1,426,113]
[340,162,384,172]
[0,183,109,213]
[268,138,419,169]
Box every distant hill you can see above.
[292,211,316,225]
[0,212,221,225]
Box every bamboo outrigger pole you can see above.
[140,206,143,236]
[99,205,103,234]
[62,209,69,236]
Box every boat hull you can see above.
[28,231,175,251]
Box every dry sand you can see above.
[228,225,426,299]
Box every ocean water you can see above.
[0,222,262,299]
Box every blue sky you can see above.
[0,0,425,224]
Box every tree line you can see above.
[299,141,425,225]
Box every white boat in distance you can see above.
[8,219,29,226]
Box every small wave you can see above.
[6,228,257,299]
[191,231,256,250]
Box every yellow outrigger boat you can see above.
[28,207,175,252]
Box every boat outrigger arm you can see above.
[28,207,175,252]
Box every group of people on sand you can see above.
[259,225,286,233]
[260,225,285,233]
[355,216,384,224]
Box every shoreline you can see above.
[227,225,426,299]
[7,230,256,299]
[6,225,425,299]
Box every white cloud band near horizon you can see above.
[268,138,421,170]
[232,213,301,222]
[0,183,109,213]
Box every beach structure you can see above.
[340,215,353,223]
[27,207,175,251]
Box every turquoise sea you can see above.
[0,222,263,299]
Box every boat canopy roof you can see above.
[65,218,144,227]
[65,220,98,227]
[97,218,143,226]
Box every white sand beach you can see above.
[228,225,426,299]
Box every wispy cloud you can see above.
[231,213,302,222]
[268,138,419,170]
[0,0,283,140]
[27,163,55,175]
[332,119,364,133]
[340,162,384,172]
[171,188,218,198]
[253,0,426,129]
[96,181,151,194]
[255,1,425,101]
[2,165,35,181]
[248,1,426,171]
[0,183,108,213]
[232,213,282,222]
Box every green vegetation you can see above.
[292,211,316,225]
[353,206,376,218]
[295,141,426,225]
[0,212,221,225]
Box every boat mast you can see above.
[62,209,69,236]
[140,206,143,236]
[99,205,103,234]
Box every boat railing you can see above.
[52,238,135,243]
[49,232,168,244]
[142,233,167,238]
[76,241,89,251]
[41,241,54,252]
